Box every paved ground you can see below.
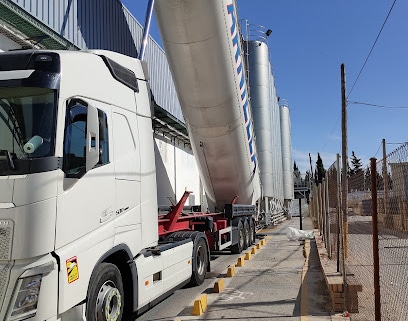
[199,217,332,321]
[134,217,349,321]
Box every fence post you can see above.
[370,158,381,321]
[322,179,327,245]
[336,154,341,272]
[314,185,320,232]
[310,190,315,228]
[299,197,303,230]
[318,183,323,236]
[325,174,331,258]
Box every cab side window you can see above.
[98,109,109,165]
[63,99,109,178]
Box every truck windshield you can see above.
[0,87,56,159]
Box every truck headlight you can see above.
[9,275,42,320]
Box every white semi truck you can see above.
[0,0,261,320]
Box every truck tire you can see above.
[86,263,124,321]
[243,219,250,250]
[231,220,244,254]
[190,237,208,286]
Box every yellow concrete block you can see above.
[261,239,266,246]
[245,252,252,260]
[236,256,245,267]
[251,247,257,254]
[256,243,261,249]
[213,278,225,293]
[192,293,207,316]
[226,265,236,277]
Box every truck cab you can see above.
[0,49,175,321]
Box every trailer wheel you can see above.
[249,218,256,245]
[231,220,244,254]
[243,219,250,250]
[190,237,208,286]
[86,263,124,321]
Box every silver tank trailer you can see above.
[154,0,261,210]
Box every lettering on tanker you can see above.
[227,3,257,173]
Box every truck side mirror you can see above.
[86,104,99,171]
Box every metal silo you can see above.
[280,100,294,202]
[245,40,274,197]
[269,71,284,213]
[242,21,287,224]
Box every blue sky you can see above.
[122,0,408,175]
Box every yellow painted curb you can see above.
[227,265,236,277]
[236,256,245,267]
[213,278,225,293]
[245,252,252,260]
[192,293,207,316]
[251,247,257,254]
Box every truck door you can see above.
[56,98,115,249]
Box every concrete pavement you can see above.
[135,216,351,321]
[196,217,334,320]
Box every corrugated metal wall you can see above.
[9,0,183,120]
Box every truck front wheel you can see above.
[86,263,124,321]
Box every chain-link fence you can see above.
[373,143,408,321]
[310,142,408,321]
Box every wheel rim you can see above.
[245,223,250,246]
[196,245,206,276]
[96,281,122,321]
[239,228,244,249]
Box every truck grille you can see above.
[0,221,13,260]
[0,266,10,308]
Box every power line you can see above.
[348,100,408,109]
[374,141,382,157]
[321,114,341,152]
[347,0,397,98]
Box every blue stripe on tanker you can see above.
[227,3,257,173]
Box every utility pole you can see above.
[341,64,348,258]
[341,63,349,312]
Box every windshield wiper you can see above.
[0,150,15,170]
